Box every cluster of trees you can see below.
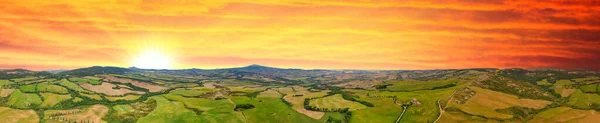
[374,84,391,89]
[366,93,395,98]
[49,116,95,123]
[306,106,350,112]
[235,104,255,111]
[48,111,81,117]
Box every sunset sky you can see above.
[0,0,599,70]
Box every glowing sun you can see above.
[133,50,173,69]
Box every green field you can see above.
[58,79,93,93]
[346,83,462,123]
[11,77,39,82]
[19,82,69,94]
[554,80,575,86]
[568,89,600,108]
[7,90,43,108]
[309,94,366,111]
[169,88,215,97]
[386,79,457,91]
[113,104,135,115]
[581,84,599,93]
[40,93,72,107]
[138,95,243,123]
[70,77,102,85]
[536,79,552,86]
[232,96,319,123]
[0,80,13,86]
[573,76,600,84]
[163,94,243,122]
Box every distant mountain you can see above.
[44,69,69,74]
[0,69,53,79]
[233,64,293,71]
[60,66,131,76]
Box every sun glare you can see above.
[133,50,173,69]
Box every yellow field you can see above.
[0,88,14,97]
[276,86,330,119]
[47,105,109,123]
[40,93,72,107]
[257,89,281,98]
[438,110,500,123]
[529,107,600,122]
[0,107,39,123]
[449,86,552,119]
[309,94,367,111]
[80,93,103,100]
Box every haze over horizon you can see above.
[1,0,599,71]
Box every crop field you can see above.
[80,93,103,100]
[0,88,14,97]
[229,86,268,93]
[580,84,599,93]
[112,105,134,115]
[57,79,93,93]
[44,109,81,118]
[438,110,500,123]
[48,105,109,123]
[163,94,244,122]
[169,88,215,97]
[346,77,473,123]
[40,93,72,107]
[7,90,42,108]
[106,95,141,101]
[334,79,384,89]
[277,86,330,119]
[0,80,13,86]
[529,107,600,122]
[448,86,552,119]
[137,95,244,123]
[69,77,102,85]
[11,77,39,82]
[536,79,552,86]
[309,94,366,111]
[553,80,576,97]
[568,89,600,108]
[257,89,281,98]
[0,107,38,123]
[573,76,600,84]
[354,89,451,123]
[80,82,145,96]
[386,79,457,91]
[19,82,69,94]
[232,96,319,123]
[102,75,167,92]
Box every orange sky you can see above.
[0,0,599,70]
